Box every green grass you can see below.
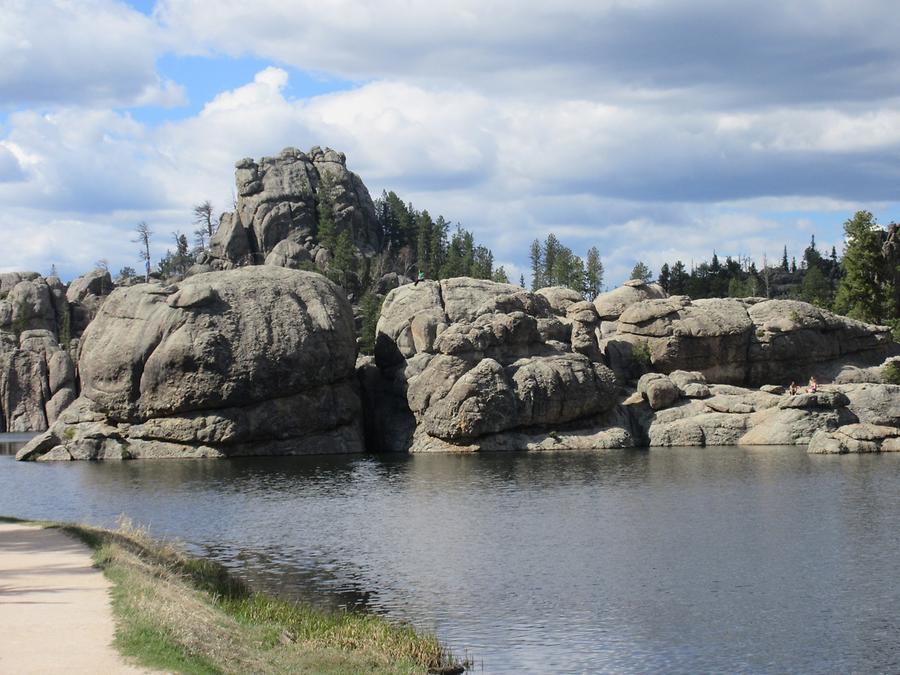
[2,516,462,675]
[883,360,900,385]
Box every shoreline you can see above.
[0,516,463,675]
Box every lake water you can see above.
[2,436,900,674]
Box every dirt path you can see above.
[0,523,152,674]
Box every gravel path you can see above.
[0,523,152,674]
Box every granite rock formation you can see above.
[18,267,363,460]
[0,273,79,431]
[208,146,381,267]
[604,295,893,385]
[367,278,624,452]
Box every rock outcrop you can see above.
[605,295,893,385]
[0,273,79,431]
[368,278,625,452]
[209,146,381,267]
[18,267,363,460]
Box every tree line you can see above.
[128,199,899,344]
[639,210,899,335]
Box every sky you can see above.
[2,0,900,285]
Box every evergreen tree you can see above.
[781,246,789,271]
[543,234,560,287]
[357,291,384,355]
[415,210,434,276]
[669,260,688,294]
[529,239,543,290]
[519,274,526,289]
[834,211,890,322]
[471,245,494,279]
[492,266,510,284]
[801,265,831,307]
[803,234,822,270]
[658,262,671,293]
[332,230,356,273]
[630,261,652,283]
[585,247,604,299]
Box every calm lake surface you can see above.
[2,436,900,674]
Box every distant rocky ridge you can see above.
[206,146,381,269]
[18,267,363,460]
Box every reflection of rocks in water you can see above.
[199,543,376,613]
[0,434,35,456]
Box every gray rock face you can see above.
[66,269,114,335]
[263,239,311,269]
[637,373,680,410]
[631,382,861,448]
[209,146,381,266]
[593,279,667,321]
[369,277,623,452]
[609,295,893,386]
[18,267,363,460]
[808,423,900,454]
[0,274,78,432]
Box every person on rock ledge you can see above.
[806,376,818,393]
[788,381,798,395]
[414,269,426,285]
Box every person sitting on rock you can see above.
[788,381,798,395]
[414,270,426,285]
[806,376,817,393]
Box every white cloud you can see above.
[155,0,900,106]
[0,0,178,108]
[0,64,896,285]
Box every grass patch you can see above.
[5,517,462,675]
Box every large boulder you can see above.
[593,279,667,321]
[209,146,381,266]
[17,267,363,460]
[368,277,624,452]
[609,296,893,386]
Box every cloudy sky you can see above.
[2,0,900,285]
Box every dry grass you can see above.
[9,516,460,675]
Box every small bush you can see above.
[632,340,652,371]
[883,361,900,385]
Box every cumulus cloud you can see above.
[156,0,900,106]
[0,0,183,108]
[1,64,897,283]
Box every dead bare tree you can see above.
[134,221,152,282]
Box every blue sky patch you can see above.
[126,54,357,125]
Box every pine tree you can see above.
[492,266,510,284]
[543,234,560,286]
[782,246,789,271]
[585,247,604,299]
[834,211,889,322]
[658,263,671,293]
[670,260,688,294]
[529,239,543,290]
[630,261,652,283]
